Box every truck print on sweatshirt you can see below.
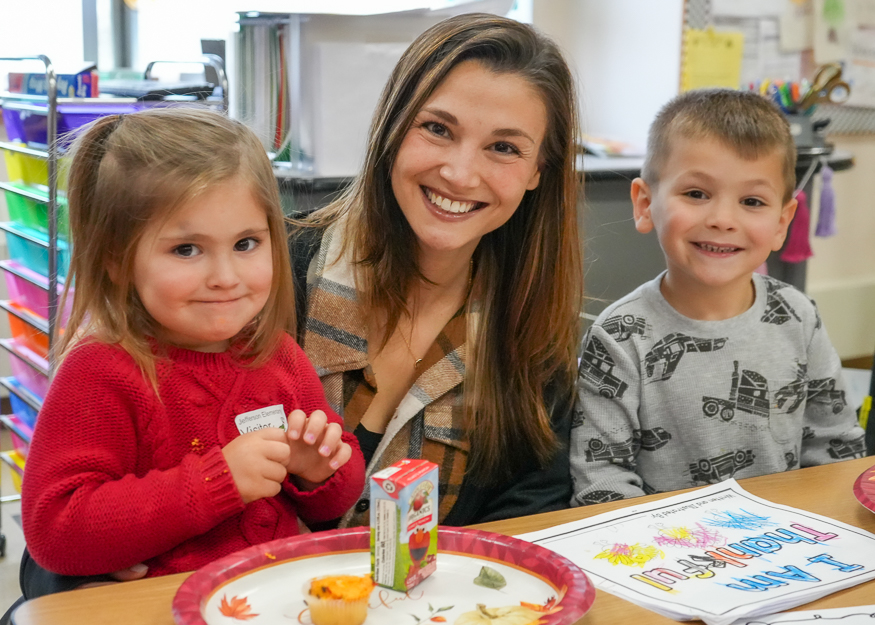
[570,273,865,504]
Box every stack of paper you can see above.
[518,481,875,625]
[730,605,875,624]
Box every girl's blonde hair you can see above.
[298,14,583,484]
[58,106,294,389]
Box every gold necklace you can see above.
[399,259,474,371]
[399,325,423,370]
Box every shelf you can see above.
[0,222,68,251]
[0,338,49,377]
[0,92,139,105]
[0,258,65,291]
[0,376,43,412]
[0,300,48,335]
[0,451,25,478]
[0,141,48,160]
[0,181,66,204]
[0,450,25,498]
[0,415,32,445]
[0,93,223,107]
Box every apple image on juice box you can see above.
[370,459,438,592]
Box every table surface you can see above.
[12,456,875,625]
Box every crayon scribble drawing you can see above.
[702,509,778,530]
[652,523,726,549]
[594,542,664,567]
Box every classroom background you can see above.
[0,0,872,611]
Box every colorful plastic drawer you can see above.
[2,146,48,188]
[0,338,49,400]
[11,393,39,430]
[2,101,150,148]
[0,414,33,458]
[1,182,68,237]
[0,222,70,279]
[1,300,48,358]
[0,259,72,325]
[1,108,26,145]
[0,376,43,428]
[0,450,25,493]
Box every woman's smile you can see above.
[422,186,485,215]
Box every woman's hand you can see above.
[285,409,353,489]
[222,428,292,504]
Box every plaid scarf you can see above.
[302,223,470,527]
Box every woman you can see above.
[292,12,583,526]
[6,13,583,613]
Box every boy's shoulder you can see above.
[590,275,665,333]
[753,273,821,327]
[594,276,660,319]
[755,273,812,302]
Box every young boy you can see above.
[570,89,865,506]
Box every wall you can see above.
[0,3,84,62]
[534,0,684,152]
[808,135,875,359]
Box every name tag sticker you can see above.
[235,404,288,435]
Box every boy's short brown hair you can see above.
[641,89,797,202]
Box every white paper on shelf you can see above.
[517,481,875,625]
[310,41,407,177]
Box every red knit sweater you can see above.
[21,334,365,577]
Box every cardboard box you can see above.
[370,459,438,592]
[9,66,98,98]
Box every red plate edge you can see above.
[171,526,595,625]
[853,463,875,513]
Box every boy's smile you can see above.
[631,135,797,320]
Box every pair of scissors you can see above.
[797,63,851,110]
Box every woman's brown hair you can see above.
[58,106,294,390]
[300,13,583,483]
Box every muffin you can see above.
[305,574,375,625]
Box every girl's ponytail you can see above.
[56,115,124,359]
[65,114,122,240]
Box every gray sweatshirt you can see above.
[570,272,866,506]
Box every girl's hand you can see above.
[222,428,292,504]
[285,409,353,489]
[78,563,149,589]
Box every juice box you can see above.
[370,459,438,592]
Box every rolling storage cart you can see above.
[0,55,62,558]
[0,55,227,558]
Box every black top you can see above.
[353,423,383,466]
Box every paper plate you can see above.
[853,462,875,513]
[172,526,595,625]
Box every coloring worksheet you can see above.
[517,481,875,625]
[730,605,875,624]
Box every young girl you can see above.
[20,107,365,579]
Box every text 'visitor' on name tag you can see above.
[235,404,288,434]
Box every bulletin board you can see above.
[682,0,875,134]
